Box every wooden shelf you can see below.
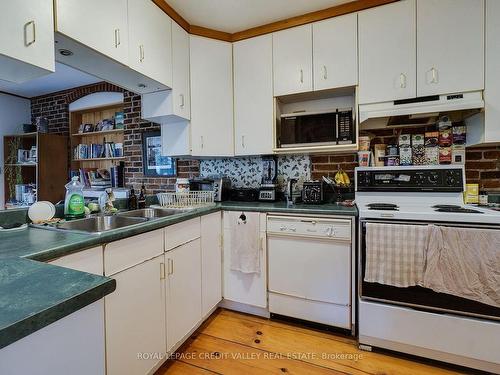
[4,132,37,138]
[71,129,124,137]
[73,157,126,162]
[5,163,37,167]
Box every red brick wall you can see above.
[31,82,199,194]
[311,128,500,192]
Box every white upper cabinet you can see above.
[128,0,172,87]
[171,22,191,120]
[273,25,313,96]
[416,0,484,96]
[358,0,417,104]
[313,13,358,91]
[190,36,234,157]
[55,0,129,65]
[0,0,55,83]
[233,34,274,156]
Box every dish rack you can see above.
[156,191,215,209]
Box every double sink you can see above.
[38,208,188,235]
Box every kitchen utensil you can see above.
[28,201,56,223]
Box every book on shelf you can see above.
[74,141,123,160]
[70,163,124,189]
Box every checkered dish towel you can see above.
[364,223,428,287]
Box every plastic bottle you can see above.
[64,176,85,219]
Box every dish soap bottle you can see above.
[138,183,146,209]
[64,176,85,219]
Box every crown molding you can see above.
[153,0,398,42]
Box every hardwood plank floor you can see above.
[156,309,466,375]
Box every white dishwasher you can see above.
[267,215,352,330]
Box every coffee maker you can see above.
[258,156,277,201]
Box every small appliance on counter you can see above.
[189,176,231,202]
[302,181,323,204]
[231,188,259,202]
[259,156,278,201]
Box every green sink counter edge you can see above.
[0,202,356,350]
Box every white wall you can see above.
[0,93,31,209]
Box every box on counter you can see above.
[399,145,412,166]
[439,128,453,147]
[373,144,386,167]
[439,146,452,164]
[399,134,411,146]
[451,144,466,164]
[412,134,425,146]
[437,116,452,130]
[425,146,439,165]
[412,145,426,165]
[465,184,479,204]
[425,131,439,147]
[452,125,466,144]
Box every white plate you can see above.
[28,201,56,223]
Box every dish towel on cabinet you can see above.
[364,222,428,287]
[230,214,261,274]
[423,225,500,308]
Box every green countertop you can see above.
[0,202,357,349]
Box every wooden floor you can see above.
[155,309,466,375]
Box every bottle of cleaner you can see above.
[64,176,85,219]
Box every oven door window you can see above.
[279,113,336,147]
[360,221,500,320]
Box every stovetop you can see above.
[355,166,500,225]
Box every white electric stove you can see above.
[355,165,500,374]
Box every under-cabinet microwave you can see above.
[276,109,355,149]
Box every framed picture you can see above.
[142,131,177,177]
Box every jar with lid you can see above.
[175,178,190,193]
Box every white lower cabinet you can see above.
[165,238,202,352]
[223,211,267,308]
[201,212,223,316]
[105,254,166,375]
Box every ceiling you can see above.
[0,63,101,98]
[165,0,353,33]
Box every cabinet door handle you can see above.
[160,262,166,279]
[299,69,304,83]
[24,20,36,46]
[241,135,245,148]
[180,93,185,108]
[430,67,438,84]
[114,29,121,47]
[399,73,407,88]
[167,258,174,275]
[200,136,204,149]
[260,236,264,252]
[139,45,145,62]
[322,65,327,80]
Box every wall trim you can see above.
[153,0,398,42]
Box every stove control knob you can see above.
[427,173,439,184]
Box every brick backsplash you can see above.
[30,82,199,195]
[311,128,500,192]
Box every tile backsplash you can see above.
[200,155,311,191]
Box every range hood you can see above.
[359,91,484,129]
